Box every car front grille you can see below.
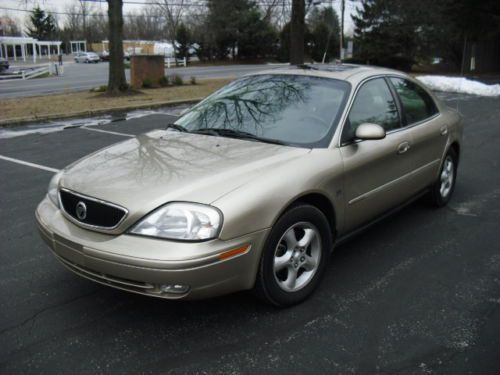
[59,188,128,229]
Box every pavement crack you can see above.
[0,290,98,337]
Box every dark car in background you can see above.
[0,57,9,72]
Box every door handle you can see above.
[440,126,448,136]
[397,141,411,154]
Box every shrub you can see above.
[172,74,183,86]
[158,76,169,87]
[142,78,153,88]
[90,85,107,93]
[190,76,197,85]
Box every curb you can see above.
[0,97,204,128]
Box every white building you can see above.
[0,36,62,63]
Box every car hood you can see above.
[60,129,309,232]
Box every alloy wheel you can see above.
[273,222,322,292]
[440,156,454,198]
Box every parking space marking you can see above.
[0,155,60,173]
[82,126,135,137]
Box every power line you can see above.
[0,6,164,18]
[0,1,356,19]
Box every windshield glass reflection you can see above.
[176,74,350,148]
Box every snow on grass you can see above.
[416,75,500,97]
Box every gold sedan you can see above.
[36,65,463,306]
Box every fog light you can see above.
[160,284,190,294]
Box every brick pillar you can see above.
[130,55,164,89]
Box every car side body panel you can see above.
[212,148,345,240]
[339,129,416,232]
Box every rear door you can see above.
[388,77,448,190]
[340,77,415,232]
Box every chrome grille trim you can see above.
[59,188,129,230]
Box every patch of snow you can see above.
[416,75,500,97]
[0,105,187,139]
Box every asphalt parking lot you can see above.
[0,93,499,374]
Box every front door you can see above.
[340,77,415,232]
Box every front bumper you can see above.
[36,197,269,300]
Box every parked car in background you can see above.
[0,57,9,72]
[74,52,100,63]
[99,50,110,61]
[36,64,463,307]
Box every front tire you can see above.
[253,204,332,307]
[429,148,458,207]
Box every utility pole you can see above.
[339,0,344,61]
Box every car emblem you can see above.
[76,201,87,220]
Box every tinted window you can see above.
[390,78,438,124]
[176,74,351,148]
[342,78,399,143]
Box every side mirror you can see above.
[355,123,386,140]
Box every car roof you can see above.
[250,63,406,85]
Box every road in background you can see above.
[0,63,283,99]
[0,94,499,374]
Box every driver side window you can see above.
[342,78,400,143]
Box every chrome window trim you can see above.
[336,74,403,147]
[59,187,129,231]
[336,73,442,148]
[386,75,441,127]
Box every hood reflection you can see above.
[61,130,308,213]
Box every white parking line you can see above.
[82,126,134,137]
[0,155,59,173]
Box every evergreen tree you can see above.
[307,7,340,62]
[206,0,277,60]
[175,23,191,62]
[26,6,57,40]
[352,0,438,70]
[353,0,500,70]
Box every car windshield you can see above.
[175,74,351,148]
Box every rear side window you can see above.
[342,78,400,143]
[390,78,438,125]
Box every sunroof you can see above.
[291,64,361,72]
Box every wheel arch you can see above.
[449,141,460,163]
[276,192,338,241]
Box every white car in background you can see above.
[74,52,100,63]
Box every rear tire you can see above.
[253,204,332,307]
[428,148,458,207]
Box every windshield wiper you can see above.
[192,128,286,145]
[165,123,189,132]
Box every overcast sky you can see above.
[1,0,356,35]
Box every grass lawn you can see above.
[0,78,232,126]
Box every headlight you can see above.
[129,203,222,241]
[47,171,62,208]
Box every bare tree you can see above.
[107,0,127,94]
[290,0,305,64]
[77,0,94,45]
[63,4,84,40]
[125,7,165,40]
[259,0,291,28]
[0,15,22,36]
[154,0,193,60]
